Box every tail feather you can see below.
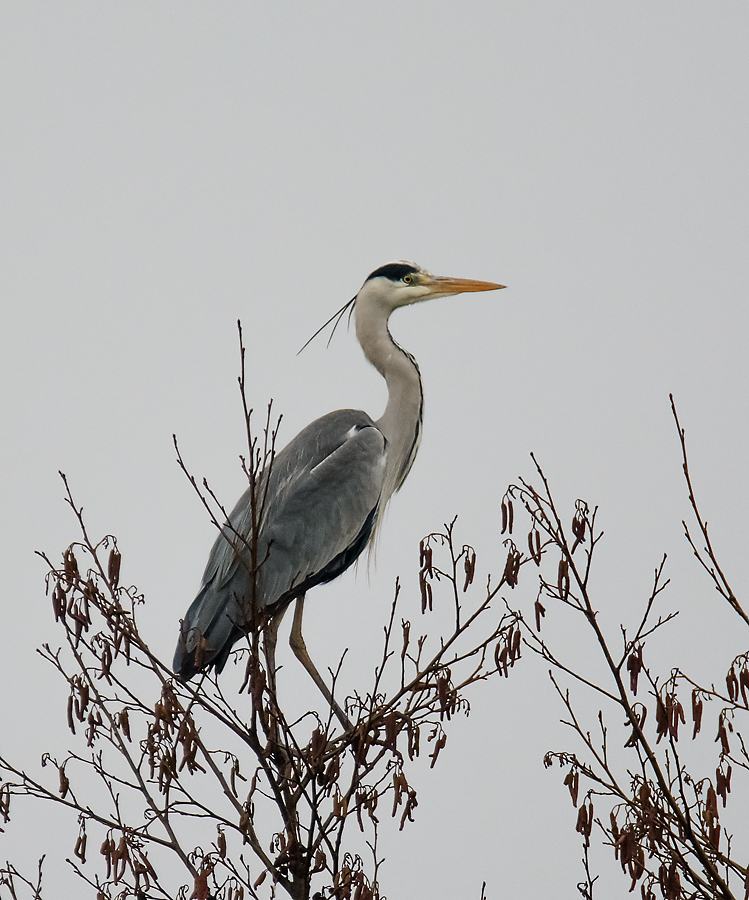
[172,576,249,680]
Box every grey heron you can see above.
[173,262,504,725]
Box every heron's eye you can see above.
[403,274,414,284]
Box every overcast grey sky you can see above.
[2,3,748,897]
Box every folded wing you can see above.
[173,409,386,679]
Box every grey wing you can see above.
[173,409,386,679]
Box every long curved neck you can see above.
[355,301,423,505]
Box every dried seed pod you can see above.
[655,695,669,744]
[570,500,589,551]
[391,771,407,817]
[624,704,647,748]
[429,732,447,769]
[108,548,121,588]
[511,627,522,662]
[385,712,399,751]
[691,690,703,739]
[99,643,113,682]
[58,767,69,799]
[463,547,476,591]
[495,643,509,678]
[501,500,508,534]
[100,836,115,880]
[557,558,570,601]
[704,784,719,825]
[528,529,541,566]
[668,693,685,741]
[399,785,419,829]
[119,708,131,742]
[627,646,644,696]
[64,548,80,586]
[52,584,66,623]
[86,710,98,748]
[716,716,730,755]
[503,627,514,659]
[78,681,90,720]
[419,573,433,613]
[618,829,633,871]
[726,666,739,703]
[407,720,420,760]
[563,768,579,807]
[0,785,10,824]
[419,539,433,577]
[534,598,546,632]
[739,666,749,708]
[67,694,76,734]
[716,766,731,807]
[575,799,593,843]
[74,831,87,863]
[99,840,110,875]
[400,619,410,662]
[230,758,245,797]
[502,542,521,588]
[113,625,123,659]
[82,578,97,612]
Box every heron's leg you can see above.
[289,594,352,732]
[263,606,287,697]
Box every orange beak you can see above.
[424,275,506,297]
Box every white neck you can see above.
[355,296,424,511]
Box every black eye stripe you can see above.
[366,263,419,283]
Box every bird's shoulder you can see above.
[273,408,383,476]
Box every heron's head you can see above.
[357,261,504,314]
[299,261,505,356]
